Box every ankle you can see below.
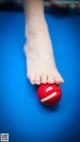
[25,20,48,38]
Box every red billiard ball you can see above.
[37,84,62,106]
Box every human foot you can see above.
[24,23,64,85]
[24,0,64,85]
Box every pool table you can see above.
[0,10,80,142]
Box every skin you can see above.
[24,0,64,85]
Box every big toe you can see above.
[54,72,64,84]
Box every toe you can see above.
[35,75,41,85]
[47,74,54,84]
[41,74,47,84]
[54,72,64,84]
[28,74,36,85]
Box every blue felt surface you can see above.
[0,11,80,142]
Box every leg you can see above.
[24,0,64,85]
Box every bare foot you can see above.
[24,22,64,85]
[24,0,64,85]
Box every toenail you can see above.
[48,80,54,84]
[42,80,46,84]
